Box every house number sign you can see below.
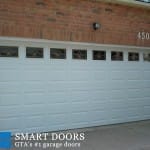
[137,32,150,40]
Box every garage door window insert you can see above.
[143,53,150,62]
[0,46,18,57]
[26,47,43,58]
[50,48,66,59]
[72,49,87,59]
[111,51,123,61]
[93,50,106,60]
[128,52,139,61]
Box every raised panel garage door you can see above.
[0,39,150,133]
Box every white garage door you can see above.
[0,38,150,133]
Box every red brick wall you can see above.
[0,0,150,47]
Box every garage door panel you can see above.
[109,90,127,99]
[0,70,21,81]
[47,92,68,103]
[0,60,19,68]
[22,104,45,116]
[110,109,132,119]
[110,71,127,80]
[126,108,142,118]
[127,71,142,80]
[68,112,89,124]
[108,100,127,109]
[46,114,68,126]
[109,63,128,70]
[68,102,92,113]
[48,60,68,67]
[45,103,69,115]
[23,82,45,92]
[0,94,21,105]
[142,89,150,97]
[133,89,150,98]
[126,81,145,89]
[22,71,46,81]
[21,127,46,134]
[88,111,109,121]
[90,91,107,101]
[69,62,90,70]
[90,101,108,111]
[143,81,150,88]
[0,66,19,70]
[24,93,46,104]
[91,81,107,90]
[91,61,107,67]
[93,71,107,80]
[0,106,22,118]
[68,82,91,91]
[144,106,150,116]
[69,71,91,81]
[127,89,143,98]
[69,91,91,102]
[113,100,142,113]
[143,71,150,80]
[125,63,142,70]
[24,60,45,66]
[108,81,126,90]
[23,65,46,71]
[22,116,45,129]
[143,97,150,106]
[46,71,67,81]
[0,83,21,94]
[125,98,143,106]
[0,118,22,130]
[47,82,68,92]
[91,96,107,102]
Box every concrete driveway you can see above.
[82,120,150,150]
[9,120,150,150]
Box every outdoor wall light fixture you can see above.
[93,22,100,30]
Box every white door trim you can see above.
[0,36,149,51]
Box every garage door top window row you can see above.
[0,46,150,62]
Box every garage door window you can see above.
[111,51,123,61]
[26,47,43,58]
[72,49,87,59]
[93,50,106,60]
[0,46,18,57]
[128,52,139,61]
[143,53,150,62]
[50,48,66,59]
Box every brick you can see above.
[0,0,149,47]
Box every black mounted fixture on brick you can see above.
[93,22,100,30]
